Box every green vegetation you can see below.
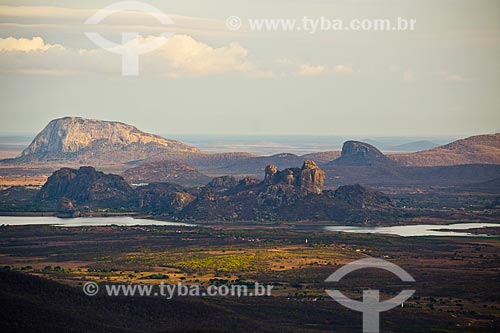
[0,224,499,332]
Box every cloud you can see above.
[0,36,64,52]
[277,58,329,77]
[0,36,343,79]
[0,36,115,75]
[0,35,273,78]
[159,35,272,78]
[334,65,353,74]
[297,63,327,77]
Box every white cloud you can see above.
[0,36,346,79]
[334,65,353,74]
[159,35,268,77]
[0,35,273,78]
[277,58,329,77]
[0,36,64,52]
[297,63,327,77]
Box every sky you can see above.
[0,0,499,137]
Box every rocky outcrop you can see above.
[263,160,324,195]
[333,184,393,209]
[330,141,397,167]
[136,183,195,214]
[299,160,325,195]
[15,117,198,164]
[57,197,77,212]
[238,177,260,187]
[39,166,137,209]
[122,160,210,187]
[206,176,239,191]
[179,161,393,222]
[33,162,394,224]
[264,164,278,182]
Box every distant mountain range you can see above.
[1,117,499,189]
[391,133,500,166]
[363,139,440,152]
[322,141,500,187]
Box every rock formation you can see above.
[135,183,195,214]
[28,161,394,224]
[39,166,137,209]
[331,141,397,167]
[263,160,324,196]
[206,176,239,191]
[333,184,393,209]
[15,117,199,164]
[299,160,325,195]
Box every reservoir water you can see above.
[323,223,500,237]
[1,216,499,237]
[0,216,195,227]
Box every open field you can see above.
[1,224,499,332]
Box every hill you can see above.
[328,141,398,167]
[122,160,211,187]
[390,133,500,166]
[0,270,271,332]
[39,166,138,210]
[5,117,199,165]
[301,151,341,163]
[323,141,500,187]
[390,140,439,152]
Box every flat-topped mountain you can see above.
[390,133,500,166]
[13,117,198,164]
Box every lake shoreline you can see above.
[1,211,499,229]
[0,216,499,237]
